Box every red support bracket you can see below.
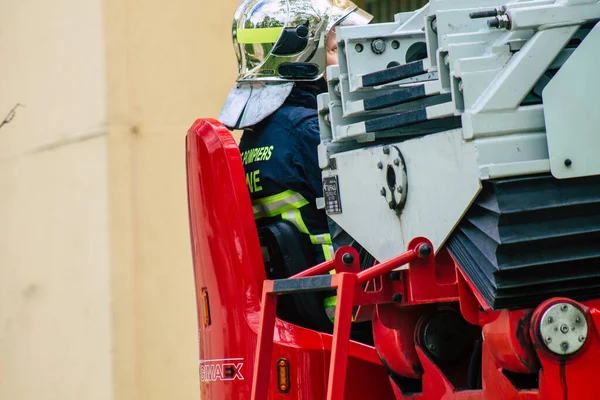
[250,240,430,400]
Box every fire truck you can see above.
[186,0,600,398]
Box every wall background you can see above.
[0,0,239,399]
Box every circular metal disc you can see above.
[377,146,407,210]
[539,302,588,356]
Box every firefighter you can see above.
[218,0,372,322]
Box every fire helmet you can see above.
[232,0,372,82]
[219,0,372,129]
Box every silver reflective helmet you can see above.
[232,0,372,82]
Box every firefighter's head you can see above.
[232,0,372,83]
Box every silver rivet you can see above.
[561,304,569,312]
[546,337,552,343]
[548,316,554,323]
[576,317,582,323]
[579,336,586,342]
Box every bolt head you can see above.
[371,39,386,54]
[487,17,500,28]
[391,293,403,303]
[546,337,552,343]
[394,158,400,166]
[428,344,436,351]
[418,244,432,258]
[560,324,569,334]
[380,187,386,196]
[579,336,586,342]
[547,316,554,323]
[382,146,390,155]
[564,159,572,167]
[377,161,383,169]
[561,342,569,351]
[576,316,582,323]
[355,43,363,53]
[342,253,355,265]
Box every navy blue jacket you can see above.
[239,85,333,267]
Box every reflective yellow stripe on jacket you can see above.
[252,189,338,319]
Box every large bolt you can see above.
[342,253,355,266]
[489,15,511,29]
[487,17,500,28]
[418,244,432,258]
[371,39,386,54]
[469,9,499,19]
[560,324,569,334]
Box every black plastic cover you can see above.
[277,62,319,79]
[362,60,425,87]
[258,220,334,333]
[447,174,600,310]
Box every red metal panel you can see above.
[187,119,393,400]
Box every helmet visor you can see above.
[322,0,373,31]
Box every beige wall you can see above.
[0,0,111,399]
[1,0,240,399]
